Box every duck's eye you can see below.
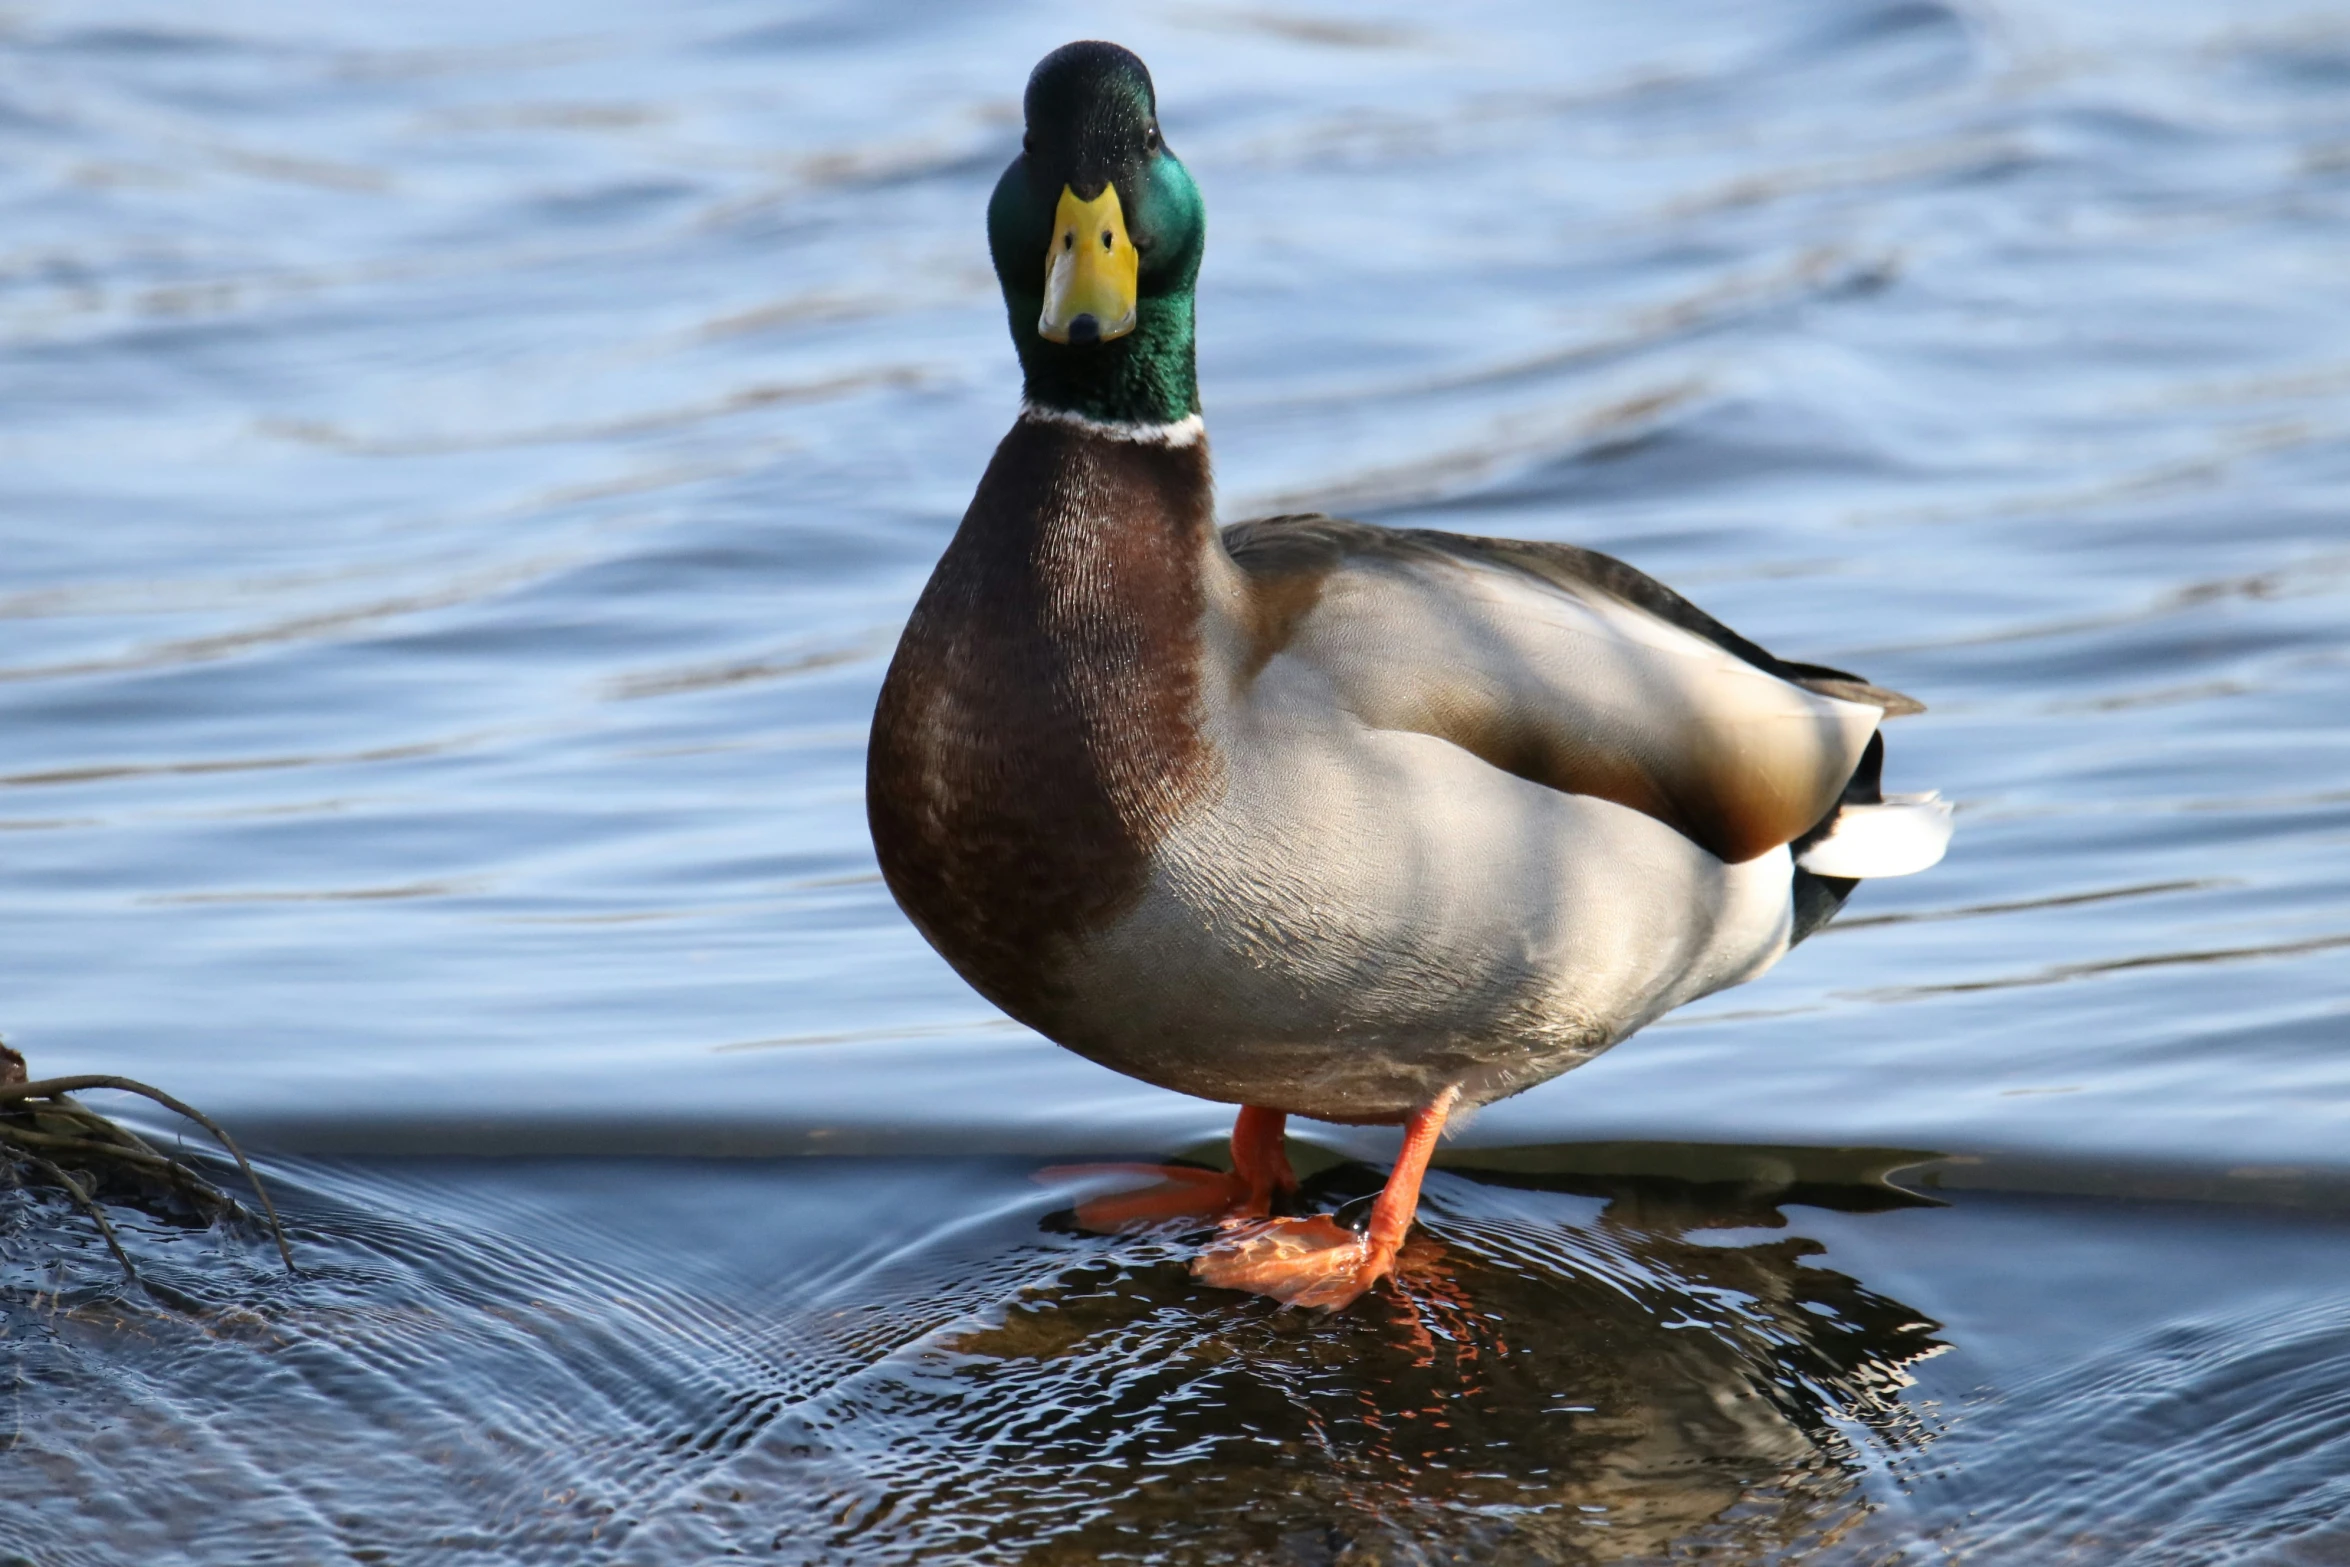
[1062,231,1074,251]
[1022,135,1034,156]
[1100,230,1113,250]
[1144,124,1160,151]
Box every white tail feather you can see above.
[1795,793,1953,878]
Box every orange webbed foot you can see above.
[1038,1163,1267,1231]
[1191,1214,1391,1311]
[1040,1105,1297,1233]
[1191,1085,1461,1314]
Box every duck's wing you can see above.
[1222,514,1924,866]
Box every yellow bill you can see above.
[1039,183,1139,344]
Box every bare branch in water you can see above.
[1,1069,297,1276]
[14,1149,140,1286]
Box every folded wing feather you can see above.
[1225,517,1893,866]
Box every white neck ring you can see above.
[1020,402,1206,447]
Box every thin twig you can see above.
[12,1149,139,1286]
[1,1076,294,1271]
[46,1102,158,1154]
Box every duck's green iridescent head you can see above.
[988,42,1205,426]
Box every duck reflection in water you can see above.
[875,1157,1949,1564]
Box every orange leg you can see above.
[1192,1085,1459,1312]
[1044,1105,1297,1230]
[1229,1105,1295,1212]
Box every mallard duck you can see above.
[867,41,1950,1311]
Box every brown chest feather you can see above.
[866,421,1219,1028]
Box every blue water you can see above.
[5,0,2350,1561]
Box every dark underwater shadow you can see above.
[676,1148,1953,1567]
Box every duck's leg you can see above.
[1228,1104,1297,1212]
[1192,1085,1458,1312]
[1053,1105,1296,1229]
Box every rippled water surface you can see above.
[5,0,2350,1560]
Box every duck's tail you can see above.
[1795,794,1953,878]
[1784,728,1953,946]
[1788,727,1954,881]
